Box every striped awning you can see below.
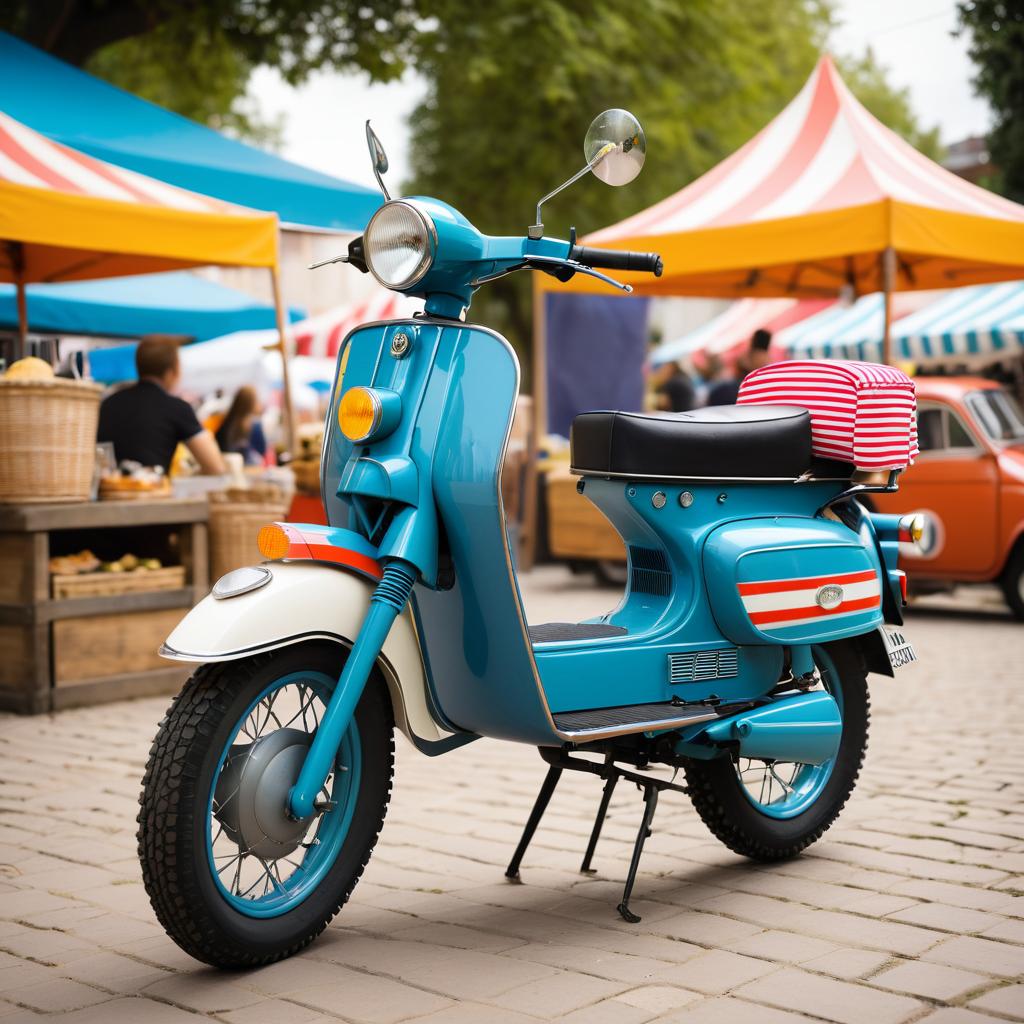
[890,282,1024,364]
[293,290,421,358]
[652,297,832,366]
[777,292,937,361]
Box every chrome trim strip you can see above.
[571,468,852,483]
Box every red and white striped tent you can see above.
[0,109,280,355]
[541,56,1024,362]
[293,289,420,358]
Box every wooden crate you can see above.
[52,565,186,599]
[53,607,186,686]
[546,468,625,562]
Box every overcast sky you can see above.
[249,0,992,191]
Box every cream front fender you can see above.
[162,561,462,753]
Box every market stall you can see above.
[526,55,1024,562]
[0,109,289,713]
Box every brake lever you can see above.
[308,254,350,270]
[309,237,368,273]
[524,255,633,293]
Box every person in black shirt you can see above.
[706,328,773,406]
[97,339,225,475]
[657,361,696,412]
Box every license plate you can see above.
[880,626,917,670]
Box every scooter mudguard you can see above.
[703,517,884,645]
[160,560,465,755]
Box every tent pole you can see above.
[270,265,296,456]
[15,278,28,362]
[520,281,547,571]
[881,246,896,365]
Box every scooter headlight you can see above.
[363,200,436,290]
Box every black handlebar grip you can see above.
[570,245,663,277]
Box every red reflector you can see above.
[897,571,907,603]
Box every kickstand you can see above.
[505,763,562,882]
[617,783,659,924]
[580,754,618,874]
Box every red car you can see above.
[872,377,1024,618]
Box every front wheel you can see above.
[1000,544,1024,620]
[137,642,394,967]
[684,641,869,861]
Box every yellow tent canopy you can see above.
[0,108,296,444]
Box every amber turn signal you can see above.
[338,386,381,442]
[257,523,290,561]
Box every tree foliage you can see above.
[958,1,1024,201]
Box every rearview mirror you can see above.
[585,109,646,186]
[365,121,392,200]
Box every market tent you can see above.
[778,291,938,360]
[888,282,1024,365]
[541,56,1024,362]
[651,297,832,367]
[294,290,421,357]
[0,32,380,232]
[0,271,304,341]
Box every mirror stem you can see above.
[529,151,609,240]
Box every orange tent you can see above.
[538,56,1024,363]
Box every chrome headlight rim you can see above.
[364,199,437,291]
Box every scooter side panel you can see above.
[410,324,560,746]
[703,518,884,645]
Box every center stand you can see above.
[505,746,690,923]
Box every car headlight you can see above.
[364,200,436,290]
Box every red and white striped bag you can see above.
[737,360,918,471]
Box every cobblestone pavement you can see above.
[1,567,1023,1024]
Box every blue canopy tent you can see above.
[0,32,380,232]
[0,272,304,342]
[888,282,1024,365]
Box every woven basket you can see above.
[208,488,288,582]
[0,378,103,504]
[52,565,186,599]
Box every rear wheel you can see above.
[684,642,868,861]
[137,642,393,967]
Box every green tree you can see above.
[958,1,1024,201]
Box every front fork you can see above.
[287,559,417,820]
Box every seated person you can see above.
[215,385,267,467]
[97,339,225,475]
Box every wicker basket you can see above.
[0,378,103,504]
[208,487,288,582]
[52,565,187,599]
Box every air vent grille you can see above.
[669,648,739,684]
[628,545,671,597]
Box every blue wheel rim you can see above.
[736,647,844,821]
[205,670,361,918]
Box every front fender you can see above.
[161,561,465,754]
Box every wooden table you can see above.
[0,498,208,713]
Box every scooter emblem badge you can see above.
[815,584,844,610]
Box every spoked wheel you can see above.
[137,642,393,967]
[685,641,869,861]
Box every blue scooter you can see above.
[138,111,921,967]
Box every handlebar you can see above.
[569,245,663,277]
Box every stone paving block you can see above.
[142,973,267,1012]
[58,952,172,995]
[1,977,110,1012]
[488,970,627,1016]
[913,1010,1011,1024]
[723,930,840,964]
[736,967,924,1024]
[504,942,675,983]
[389,921,527,953]
[408,1002,543,1024]
[554,997,657,1024]
[653,995,822,1023]
[887,902,1006,934]
[285,965,454,1024]
[653,950,777,995]
[0,963,52,994]
[968,984,1024,1020]
[979,917,1024,943]
[886,879,1019,915]
[219,998,340,1024]
[39,996,207,1022]
[615,984,704,1015]
[869,961,991,1000]
[923,935,1024,978]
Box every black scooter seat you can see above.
[570,404,813,480]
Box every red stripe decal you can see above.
[738,570,877,596]
[749,594,880,625]
[305,543,383,580]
